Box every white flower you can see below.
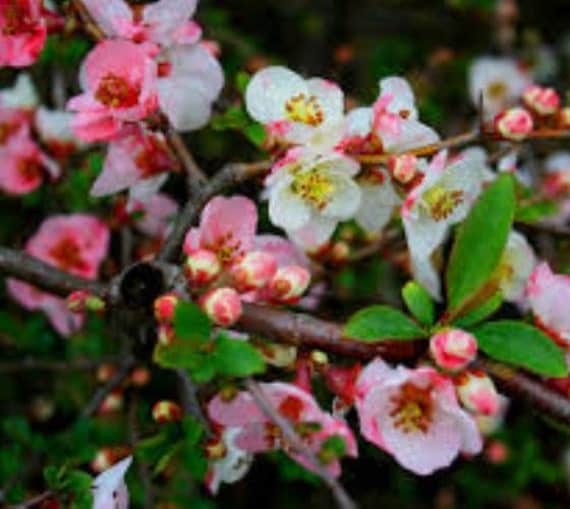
[468,56,530,119]
[0,73,38,109]
[344,77,439,154]
[35,108,86,153]
[402,151,484,299]
[267,147,361,250]
[355,169,401,235]
[93,456,132,509]
[245,66,345,147]
[497,230,536,303]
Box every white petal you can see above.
[545,151,570,174]
[128,174,169,206]
[411,253,442,301]
[245,66,307,124]
[345,107,373,137]
[90,144,141,197]
[268,179,312,231]
[321,172,361,220]
[288,213,338,251]
[380,77,418,119]
[355,176,400,234]
[0,74,38,109]
[143,0,198,45]
[500,230,536,302]
[81,0,132,38]
[158,79,213,131]
[382,119,439,153]
[306,78,344,125]
[403,212,448,260]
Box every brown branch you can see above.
[158,160,271,262]
[0,247,107,298]
[175,368,213,435]
[245,379,357,509]
[13,490,53,509]
[70,0,105,41]
[164,128,207,192]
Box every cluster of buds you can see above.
[429,328,478,372]
[522,85,561,116]
[66,290,106,314]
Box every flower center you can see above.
[48,236,88,272]
[487,81,507,100]
[17,158,41,182]
[422,185,464,221]
[389,382,434,434]
[291,169,335,210]
[285,94,324,126]
[1,1,36,35]
[206,232,244,266]
[278,395,304,422]
[95,73,140,109]
[134,135,173,178]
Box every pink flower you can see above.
[183,196,258,267]
[67,40,158,142]
[7,215,110,336]
[526,262,570,346]
[130,192,178,239]
[523,84,560,116]
[81,0,202,47]
[93,456,132,509]
[91,126,176,202]
[0,128,59,195]
[208,382,357,477]
[494,107,533,141]
[0,0,47,68]
[355,359,482,475]
[429,329,478,372]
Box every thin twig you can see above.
[165,128,207,194]
[175,369,212,435]
[245,379,357,509]
[12,490,53,509]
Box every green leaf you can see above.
[473,321,567,377]
[453,292,503,328]
[446,174,515,314]
[402,281,435,326]
[344,305,425,341]
[213,335,266,377]
[174,302,211,346]
[244,123,267,147]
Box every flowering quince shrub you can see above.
[0,1,570,508]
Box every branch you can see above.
[0,247,106,298]
[245,379,357,509]
[164,128,207,195]
[158,160,271,262]
[13,490,53,509]
[175,368,212,435]
[0,356,118,374]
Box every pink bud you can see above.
[152,400,183,423]
[184,249,221,287]
[231,251,277,291]
[153,293,179,324]
[523,85,561,116]
[91,447,131,473]
[494,107,534,141]
[456,370,500,416]
[558,107,570,128]
[99,389,123,414]
[388,154,418,184]
[67,290,105,313]
[200,287,242,327]
[429,328,478,371]
[268,266,311,304]
[97,364,117,383]
[130,367,151,387]
[485,440,509,464]
[158,323,175,346]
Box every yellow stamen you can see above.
[285,93,324,126]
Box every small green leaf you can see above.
[235,71,251,94]
[174,302,211,345]
[446,174,515,314]
[213,335,266,377]
[244,123,267,147]
[344,305,425,341]
[473,321,567,377]
[453,292,503,328]
[402,281,435,326]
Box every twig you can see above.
[81,355,136,418]
[164,128,207,194]
[245,379,357,509]
[175,369,212,435]
[70,0,105,41]
[12,490,53,509]
[158,160,271,262]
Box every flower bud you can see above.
[388,154,418,184]
[152,400,183,423]
[99,389,123,414]
[205,435,228,460]
[154,293,179,324]
[494,107,533,141]
[558,107,570,128]
[429,328,477,371]
[130,367,151,387]
[268,265,311,303]
[485,440,509,464]
[67,290,105,313]
[158,323,175,346]
[456,370,500,416]
[329,241,350,264]
[324,363,361,405]
[200,287,242,327]
[91,446,131,473]
[523,85,560,116]
[231,251,277,292]
[184,249,221,287]
[97,363,118,383]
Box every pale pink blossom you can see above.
[208,382,357,477]
[526,262,570,346]
[0,0,47,68]
[81,0,202,47]
[130,192,178,239]
[355,358,482,475]
[494,107,533,141]
[429,329,478,372]
[522,84,560,116]
[93,456,132,509]
[67,40,158,142]
[7,215,110,336]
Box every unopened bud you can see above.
[91,446,130,473]
[558,107,570,128]
[268,265,311,304]
[429,328,477,371]
[231,251,277,291]
[184,249,221,287]
[158,323,175,346]
[67,290,105,313]
[154,293,179,324]
[130,367,151,387]
[97,363,118,383]
[99,389,123,414]
[152,400,183,423]
[456,370,500,416]
[523,85,560,116]
[388,154,418,184]
[485,440,509,464]
[200,287,242,327]
[329,241,350,264]
[205,436,227,460]
[494,107,533,141]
